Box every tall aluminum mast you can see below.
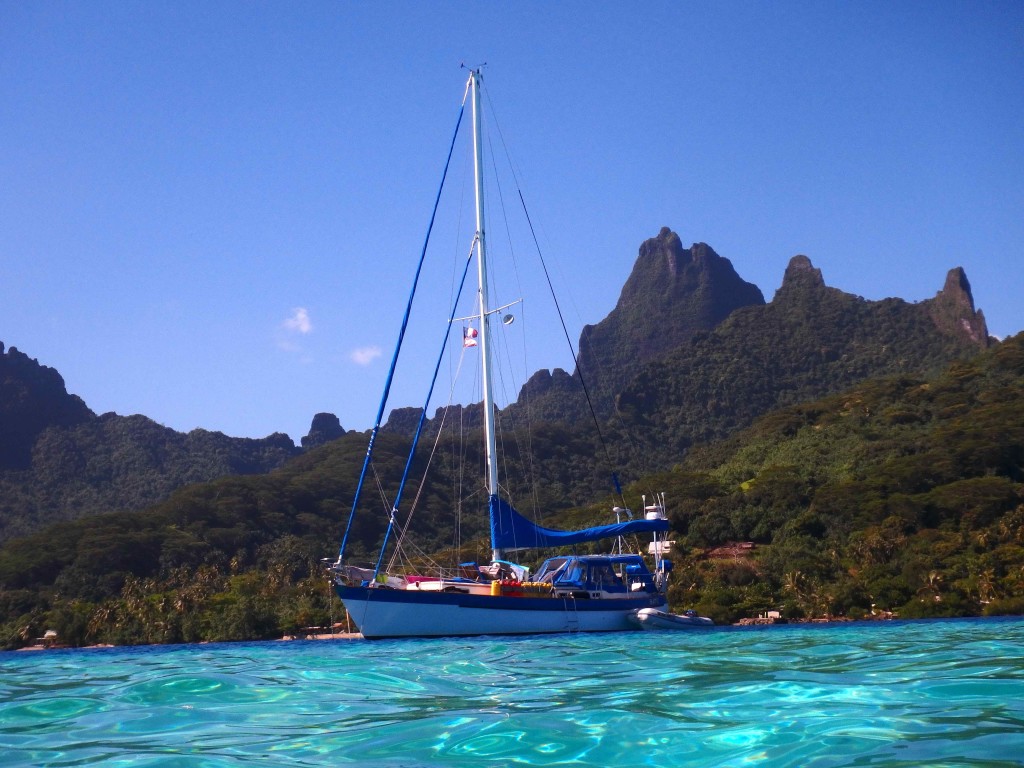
[469,69,501,562]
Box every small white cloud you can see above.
[283,307,313,334]
[350,346,382,366]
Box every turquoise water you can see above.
[2,618,1023,767]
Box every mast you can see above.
[469,69,502,563]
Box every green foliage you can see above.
[0,316,1018,646]
[660,333,1024,622]
[0,411,300,543]
[613,275,988,476]
[0,421,602,647]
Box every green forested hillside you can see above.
[1,234,989,547]
[0,421,606,646]
[651,332,1024,623]
[0,234,1006,646]
[1,334,1020,647]
[0,345,358,544]
[0,413,301,544]
[614,258,990,470]
[0,430,410,647]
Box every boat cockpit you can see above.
[534,554,662,598]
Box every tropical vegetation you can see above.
[1,333,1020,648]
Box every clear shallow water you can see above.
[2,618,1023,767]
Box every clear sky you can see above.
[2,2,1022,442]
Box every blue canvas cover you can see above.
[490,496,670,552]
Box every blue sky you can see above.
[2,2,1022,442]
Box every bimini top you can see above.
[490,497,670,552]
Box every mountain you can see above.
[577,229,766,398]
[0,224,1000,596]
[386,228,991,488]
[613,253,991,465]
[385,228,766,433]
[301,413,347,449]
[501,229,767,426]
[0,342,93,470]
[0,343,347,543]
[1,331,1020,647]
[656,330,1023,623]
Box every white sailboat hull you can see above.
[337,585,668,639]
[330,74,678,641]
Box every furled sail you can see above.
[490,497,669,552]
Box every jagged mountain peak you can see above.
[620,228,762,310]
[928,266,989,345]
[388,227,767,430]
[1,341,94,469]
[579,228,765,382]
[301,412,346,448]
[772,254,829,301]
[937,266,977,311]
[783,254,825,287]
[633,227,710,279]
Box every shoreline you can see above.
[735,613,897,626]
[0,613,931,651]
[13,635,364,652]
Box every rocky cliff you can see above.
[615,253,993,463]
[1,343,94,470]
[576,228,766,395]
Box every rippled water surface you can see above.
[3,617,1024,767]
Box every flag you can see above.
[463,327,478,348]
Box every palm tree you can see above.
[917,570,943,602]
[977,568,998,604]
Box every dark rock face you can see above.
[384,401,487,435]
[776,254,826,295]
[926,267,990,346]
[301,412,346,448]
[577,228,765,391]
[581,227,765,374]
[520,227,765,426]
[518,368,575,401]
[616,251,995,468]
[383,406,422,435]
[1,343,94,469]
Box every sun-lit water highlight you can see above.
[2,617,1023,766]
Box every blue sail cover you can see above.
[490,496,670,552]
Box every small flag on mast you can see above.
[463,327,479,348]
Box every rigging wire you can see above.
[517,187,625,506]
[483,123,522,517]
[447,122,474,570]
[386,342,470,572]
[484,88,627,509]
[481,91,553,526]
[373,236,477,579]
[337,85,469,563]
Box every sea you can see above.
[2,617,1023,767]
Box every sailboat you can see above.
[329,69,672,639]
